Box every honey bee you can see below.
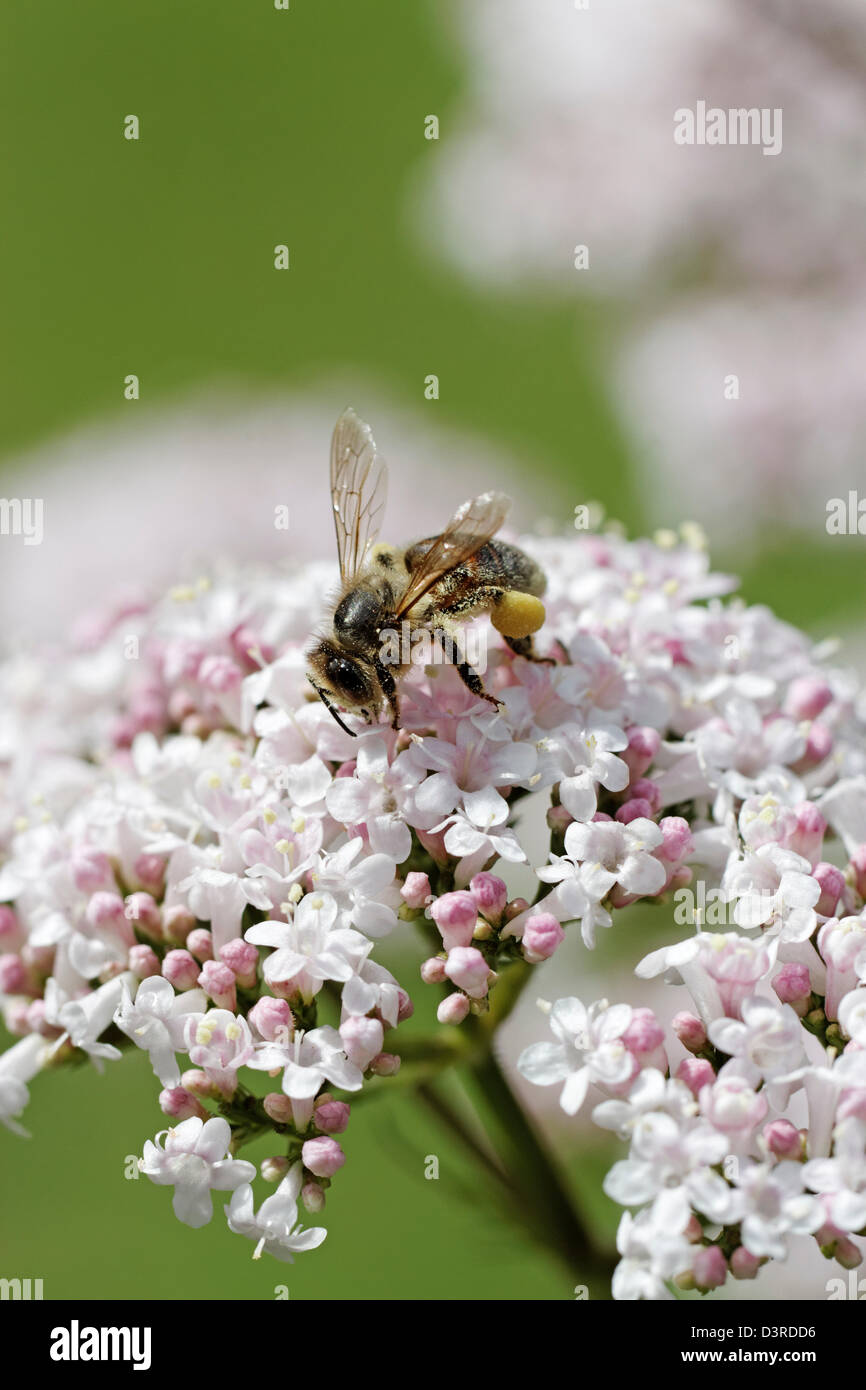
[306,409,550,734]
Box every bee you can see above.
[306,409,550,734]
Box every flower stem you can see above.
[460,1024,616,1295]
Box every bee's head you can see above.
[306,640,379,735]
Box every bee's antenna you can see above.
[311,683,357,738]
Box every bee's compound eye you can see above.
[326,655,369,702]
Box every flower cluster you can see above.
[1,522,865,1285]
[520,864,866,1297]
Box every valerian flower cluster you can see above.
[2,524,865,1293]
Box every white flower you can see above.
[114,977,208,1087]
[559,817,667,900]
[518,997,634,1116]
[341,957,405,1028]
[244,892,369,1001]
[307,839,400,940]
[839,989,866,1047]
[724,844,819,942]
[324,735,422,861]
[612,1189,693,1301]
[593,1068,697,1139]
[709,996,807,1092]
[803,1118,866,1234]
[0,1033,46,1137]
[175,853,273,951]
[732,1160,822,1261]
[45,972,133,1071]
[246,1025,363,1130]
[556,723,629,822]
[183,1010,254,1094]
[139,1116,256,1228]
[227,1162,327,1261]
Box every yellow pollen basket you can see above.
[491,592,546,640]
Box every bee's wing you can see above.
[394,491,512,619]
[330,408,388,583]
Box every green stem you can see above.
[464,1035,617,1296]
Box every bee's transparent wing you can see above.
[394,491,512,619]
[330,408,388,583]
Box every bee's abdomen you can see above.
[484,540,546,597]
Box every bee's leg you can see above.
[373,659,401,730]
[432,625,503,712]
[455,661,503,711]
[502,633,556,666]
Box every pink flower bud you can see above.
[814,862,846,917]
[430,891,478,950]
[622,1007,666,1064]
[469,872,508,923]
[615,799,654,824]
[158,1086,207,1120]
[198,960,237,1010]
[784,676,833,721]
[396,988,414,1023]
[626,778,662,814]
[684,1215,703,1243]
[676,1057,715,1097]
[133,853,166,894]
[162,949,201,991]
[248,995,292,1043]
[219,938,259,988]
[437,992,471,1025]
[772,962,812,1016]
[86,892,127,931]
[4,1000,31,1036]
[198,654,243,693]
[128,944,161,979]
[522,913,565,964]
[762,1119,803,1160]
[369,1052,401,1077]
[833,1236,862,1270]
[339,1015,384,1070]
[800,722,833,769]
[0,954,30,995]
[657,816,694,864]
[186,928,214,962]
[672,1011,707,1053]
[0,906,23,952]
[730,1247,761,1280]
[124,892,162,939]
[622,726,660,780]
[693,1245,727,1291]
[314,1099,350,1134]
[416,827,450,866]
[161,905,197,947]
[546,804,572,835]
[25,999,61,1038]
[503,897,530,922]
[21,942,55,975]
[71,850,114,894]
[263,1092,294,1124]
[789,802,827,866]
[180,1068,217,1099]
[302,1181,326,1213]
[420,956,447,985]
[261,1156,290,1183]
[401,872,432,910]
[302,1136,346,1178]
[444,946,490,998]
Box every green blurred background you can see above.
[0,0,861,1299]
